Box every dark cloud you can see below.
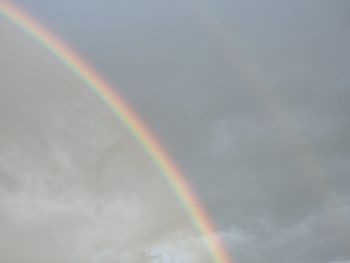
[2,0,350,262]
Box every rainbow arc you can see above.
[0,2,232,262]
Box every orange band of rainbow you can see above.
[0,1,231,262]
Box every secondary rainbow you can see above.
[0,1,232,262]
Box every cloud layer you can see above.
[2,0,350,262]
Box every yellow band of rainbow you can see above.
[0,1,232,262]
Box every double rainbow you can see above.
[0,1,232,262]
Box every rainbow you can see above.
[0,1,232,262]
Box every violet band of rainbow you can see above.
[0,1,232,262]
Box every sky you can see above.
[1,0,350,262]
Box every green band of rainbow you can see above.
[0,2,231,262]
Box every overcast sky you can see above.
[1,0,350,262]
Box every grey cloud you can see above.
[2,0,350,262]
